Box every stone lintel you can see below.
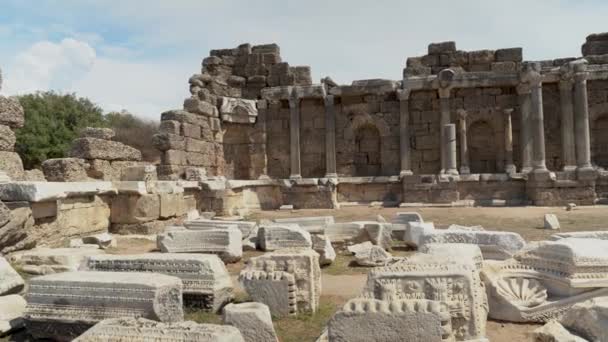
[329,79,398,96]
[0,182,116,202]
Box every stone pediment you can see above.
[219,97,258,124]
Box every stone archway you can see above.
[592,115,608,168]
[468,120,497,173]
[354,124,381,176]
[223,126,252,180]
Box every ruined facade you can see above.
[154,33,608,211]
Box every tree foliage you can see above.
[15,91,106,169]
[14,92,160,169]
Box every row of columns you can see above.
[286,60,594,180]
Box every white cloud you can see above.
[3,38,96,94]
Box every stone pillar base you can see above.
[459,166,470,175]
[527,170,554,182]
[505,165,516,174]
[324,173,338,179]
[577,167,597,181]
[563,165,578,172]
[399,170,413,178]
[289,174,302,180]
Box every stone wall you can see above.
[0,68,25,181]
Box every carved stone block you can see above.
[157,228,243,263]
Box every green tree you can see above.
[15,91,106,169]
[104,110,160,162]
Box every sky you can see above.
[0,0,606,121]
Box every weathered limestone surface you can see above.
[0,151,24,180]
[42,158,89,181]
[533,321,588,342]
[223,302,278,342]
[185,218,257,237]
[328,299,453,342]
[0,95,25,129]
[402,221,436,247]
[550,231,608,240]
[324,221,374,242]
[0,124,16,151]
[240,248,321,317]
[362,254,489,341]
[544,214,561,230]
[220,97,258,123]
[0,181,116,202]
[419,243,484,270]
[121,165,157,181]
[70,137,142,161]
[157,228,243,263]
[25,271,184,341]
[392,211,423,224]
[353,223,392,250]
[73,232,116,249]
[10,247,106,275]
[419,228,526,260]
[559,297,608,342]
[311,234,336,266]
[273,216,334,233]
[80,127,115,140]
[0,256,25,295]
[82,253,234,312]
[353,244,393,267]
[75,318,245,342]
[483,238,608,323]
[0,295,26,335]
[257,224,312,251]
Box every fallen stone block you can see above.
[157,228,243,263]
[328,298,453,342]
[0,124,16,151]
[0,256,25,295]
[544,213,561,230]
[362,254,488,341]
[272,216,334,233]
[0,295,26,335]
[447,224,484,231]
[0,151,24,180]
[71,232,116,249]
[70,137,142,161]
[353,244,393,267]
[240,248,321,317]
[25,271,184,341]
[347,241,373,255]
[121,165,157,181]
[560,297,608,342]
[257,224,312,251]
[324,221,373,242]
[482,238,608,323]
[82,253,234,312]
[419,228,525,260]
[41,158,89,182]
[184,218,257,237]
[110,193,161,224]
[111,220,169,235]
[533,321,588,342]
[392,211,423,224]
[353,223,392,250]
[80,127,115,140]
[420,243,483,270]
[9,247,105,275]
[550,231,608,240]
[311,234,336,266]
[223,302,278,342]
[74,317,245,342]
[402,221,435,247]
[0,96,25,128]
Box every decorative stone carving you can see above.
[219,97,258,123]
[353,244,393,267]
[223,302,278,342]
[419,243,483,270]
[25,271,184,341]
[482,238,608,323]
[361,254,489,341]
[0,256,25,295]
[82,253,234,312]
[157,228,243,263]
[257,224,312,251]
[239,248,321,317]
[74,317,245,342]
[328,299,453,342]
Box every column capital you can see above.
[572,59,589,83]
[437,68,455,99]
[456,108,467,120]
[288,96,300,109]
[324,94,335,107]
[396,89,411,101]
[518,61,542,94]
[256,99,268,110]
[503,108,514,116]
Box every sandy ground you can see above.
[100,205,608,341]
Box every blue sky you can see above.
[0,0,607,120]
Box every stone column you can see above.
[288,96,302,180]
[324,95,338,178]
[572,60,594,173]
[439,89,451,174]
[522,62,548,173]
[397,89,412,176]
[256,99,270,179]
[559,68,577,171]
[443,124,458,175]
[456,109,470,174]
[503,108,516,174]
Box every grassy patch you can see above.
[322,253,370,276]
[184,309,223,325]
[274,296,341,342]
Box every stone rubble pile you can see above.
[0,68,25,181]
[69,127,147,180]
